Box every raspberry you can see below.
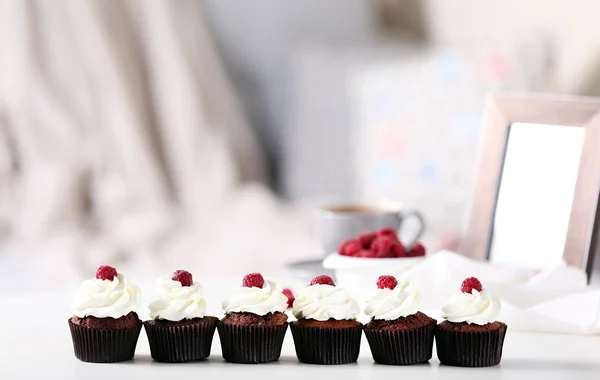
[95,265,117,281]
[407,242,426,257]
[310,275,335,286]
[243,273,265,288]
[391,241,407,257]
[461,277,483,294]
[282,288,295,308]
[377,228,398,240]
[338,240,352,255]
[376,275,398,290]
[358,249,377,258]
[358,232,377,249]
[172,270,193,286]
[370,237,397,258]
[339,239,362,256]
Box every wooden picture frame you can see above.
[459,94,600,277]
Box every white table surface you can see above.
[2,286,600,380]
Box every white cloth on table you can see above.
[402,251,600,335]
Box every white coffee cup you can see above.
[314,201,426,255]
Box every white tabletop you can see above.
[3,286,600,380]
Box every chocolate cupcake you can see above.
[68,265,143,363]
[363,275,436,365]
[218,273,289,364]
[435,277,507,367]
[290,275,362,365]
[144,270,218,363]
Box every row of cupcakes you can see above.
[68,266,507,367]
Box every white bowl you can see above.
[322,253,425,302]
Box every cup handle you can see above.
[398,210,426,248]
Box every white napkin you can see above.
[401,251,600,335]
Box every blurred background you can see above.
[2,0,600,289]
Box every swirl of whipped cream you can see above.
[222,280,288,316]
[292,284,359,321]
[148,275,206,321]
[365,280,420,320]
[72,273,141,318]
[442,288,501,325]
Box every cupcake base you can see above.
[290,319,363,365]
[68,313,142,363]
[364,312,436,365]
[218,312,288,364]
[435,321,508,367]
[144,317,218,363]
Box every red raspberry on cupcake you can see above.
[96,265,118,281]
[310,274,336,286]
[460,277,483,294]
[376,275,398,290]
[242,272,265,288]
[172,269,193,286]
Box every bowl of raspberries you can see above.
[323,228,426,301]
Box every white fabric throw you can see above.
[0,0,315,283]
[402,251,600,335]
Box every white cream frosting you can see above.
[442,288,501,325]
[222,280,288,316]
[148,275,207,321]
[72,273,141,318]
[365,280,420,320]
[292,284,360,321]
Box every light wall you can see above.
[199,0,377,188]
[201,0,600,192]
[423,0,600,95]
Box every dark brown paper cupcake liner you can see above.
[144,318,218,363]
[364,320,436,365]
[68,319,142,363]
[435,323,508,367]
[217,322,288,364]
[290,323,362,365]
